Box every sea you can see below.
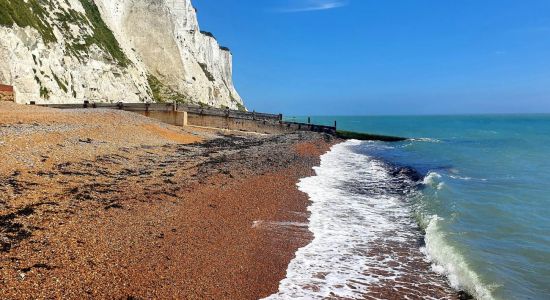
[266,115,550,300]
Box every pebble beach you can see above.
[0,102,336,299]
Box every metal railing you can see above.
[36,101,336,133]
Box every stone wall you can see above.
[0,85,14,102]
[185,113,336,135]
[36,103,336,135]
[186,114,288,134]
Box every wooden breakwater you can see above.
[37,102,337,135]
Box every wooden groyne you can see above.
[37,102,337,135]
[335,130,407,142]
[37,102,408,141]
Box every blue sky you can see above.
[194,0,550,115]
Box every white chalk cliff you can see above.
[0,0,244,109]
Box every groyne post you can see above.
[183,111,188,126]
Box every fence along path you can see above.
[36,102,337,135]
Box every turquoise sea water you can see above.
[286,115,550,299]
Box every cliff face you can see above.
[0,0,244,109]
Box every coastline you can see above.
[267,140,463,300]
[0,102,336,298]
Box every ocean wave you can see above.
[411,137,442,143]
[265,140,400,299]
[264,141,457,299]
[422,216,496,300]
[449,175,473,180]
[423,171,445,190]
[449,175,488,181]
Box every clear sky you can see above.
[194,0,550,115]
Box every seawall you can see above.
[38,102,338,135]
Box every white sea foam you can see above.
[252,220,309,229]
[449,174,488,182]
[411,137,442,143]
[423,171,442,185]
[419,170,496,299]
[449,175,473,180]
[263,140,447,299]
[261,140,498,300]
[424,171,445,190]
[422,216,496,300]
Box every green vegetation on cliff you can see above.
[198,63,215,82]
[52,73,68,93]
[236,102,246,112]
[0,0,129,67]
[200,31,215,39]
[0,0,57,43]
[79,0,129,67]
[147,74,163,103]
[147,74,190,104]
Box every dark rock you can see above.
[458,291,474,300]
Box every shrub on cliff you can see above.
[79,0,130,67]
[0,0,129,67]
[200,31,215,38]
[0,0,56,43]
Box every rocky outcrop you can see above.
[0,0,244,109]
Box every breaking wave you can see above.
[421,215,496,300]
[264,140,462,299]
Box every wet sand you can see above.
[0,102,334,299]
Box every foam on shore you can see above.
[265,140,457,299]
